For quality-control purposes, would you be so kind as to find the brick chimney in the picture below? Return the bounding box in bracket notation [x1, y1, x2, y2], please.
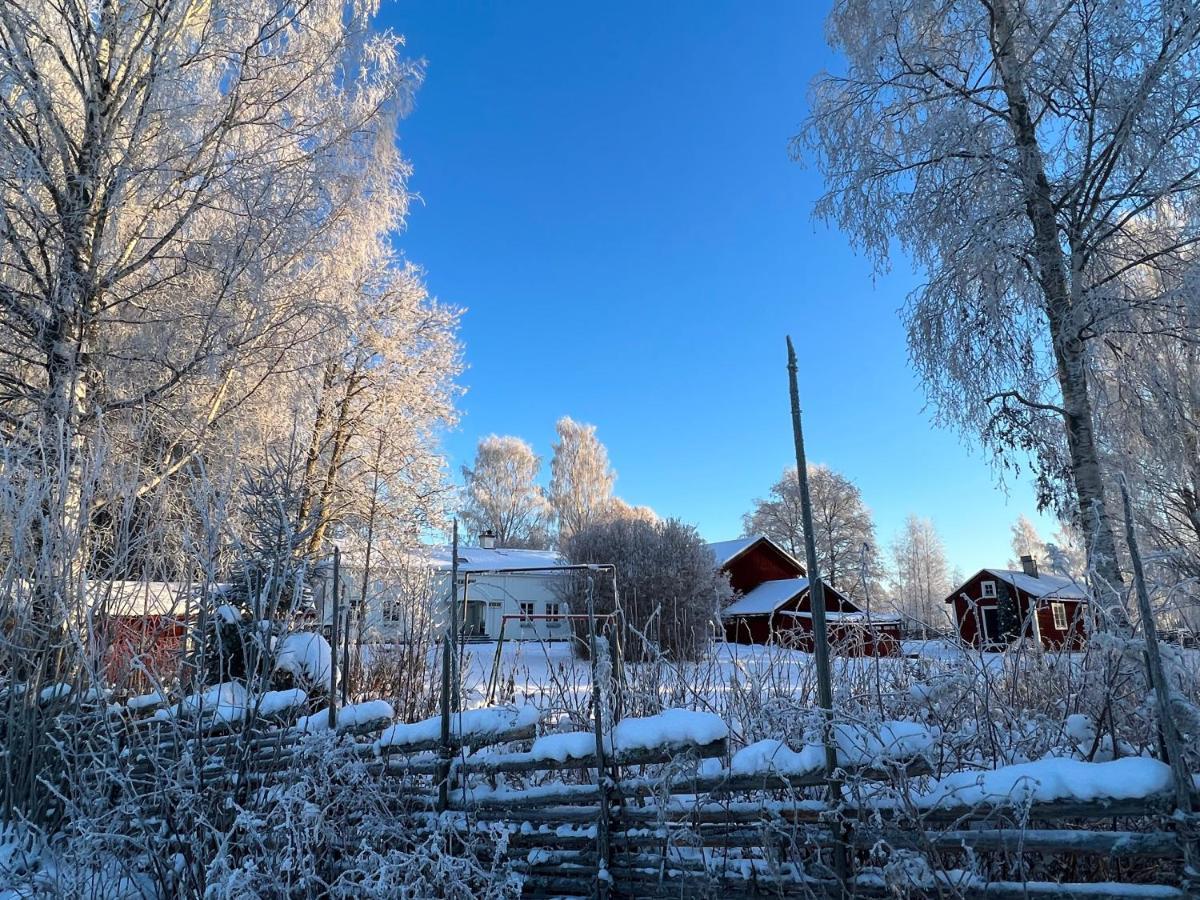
[1020, 554, 1039, 578]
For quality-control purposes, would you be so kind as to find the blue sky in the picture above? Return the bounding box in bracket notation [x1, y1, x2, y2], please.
[383, 1, 1059, 574]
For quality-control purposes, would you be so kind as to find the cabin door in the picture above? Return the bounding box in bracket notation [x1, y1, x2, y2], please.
[981, 607, 1001, 648]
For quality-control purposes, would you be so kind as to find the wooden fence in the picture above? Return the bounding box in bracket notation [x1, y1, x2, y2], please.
[98, 687, 1193, 900]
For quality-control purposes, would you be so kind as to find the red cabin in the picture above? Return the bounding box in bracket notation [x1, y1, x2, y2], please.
[944, 556, 1088, 651]
[711, 536, 901, 657]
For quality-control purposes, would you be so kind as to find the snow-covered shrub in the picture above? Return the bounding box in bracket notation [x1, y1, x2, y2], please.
[560, 516, 731, 662]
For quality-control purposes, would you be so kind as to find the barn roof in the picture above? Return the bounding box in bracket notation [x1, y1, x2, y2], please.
[778, 609, 902, 624]
[707, 535, 806, 573]
[722, 577, 810, 617]
[707, 536, 762, 568]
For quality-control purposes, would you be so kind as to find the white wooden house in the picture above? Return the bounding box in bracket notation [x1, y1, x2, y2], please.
[320, 540, 575, 643]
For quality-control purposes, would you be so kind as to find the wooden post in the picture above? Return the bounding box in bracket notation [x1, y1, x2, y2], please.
[786, 336, 846, 886]
[341, 604, 351, 705]
[438, 522, 458, 812]
[586, 575, 612, 900]
[1120, 481, 1198, 876]
[450, 526, 460, 713]
[328, 546, 340, 731]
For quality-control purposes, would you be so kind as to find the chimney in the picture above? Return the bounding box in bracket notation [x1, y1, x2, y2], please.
[1020, 554, 1039, 578]
[479, 529, 497, 550]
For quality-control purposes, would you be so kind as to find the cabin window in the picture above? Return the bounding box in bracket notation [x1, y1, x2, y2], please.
[546, 602, 561, 625]
[382, 600, 404, 624]
[981, 581, 997, 599]
[1051, 602, 1067, 631]
[519, 602, 535, 625]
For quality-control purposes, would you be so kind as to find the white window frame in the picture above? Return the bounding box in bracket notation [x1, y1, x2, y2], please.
[981, 580, 997, 599]
[546, 602, 561, 626]
[1051, 601, 1067, 631]
[519, 602, 535, 625]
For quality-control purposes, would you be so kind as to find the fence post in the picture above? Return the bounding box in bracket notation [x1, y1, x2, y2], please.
[328, 546, 340, 731]
[587, 575, 612, 899]
[1120, 480, 1198, 879]
[786, 336, 848, 889]
[438, 521, 459, 812]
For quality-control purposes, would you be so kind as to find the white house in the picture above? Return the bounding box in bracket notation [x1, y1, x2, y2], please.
[320, 537, 576, 643]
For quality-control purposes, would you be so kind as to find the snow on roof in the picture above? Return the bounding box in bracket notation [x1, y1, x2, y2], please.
[415, 546, 566, 573]
[707, 536, 762, 568]
[86, 581, 206, 617]
[985, 569, 1089, 600]
[778, 610, 902, 624]
[722, 577, 810, 617]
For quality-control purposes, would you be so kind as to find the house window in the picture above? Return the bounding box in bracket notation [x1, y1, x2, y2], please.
[382, 599, 404, 624]
[519, 602, 535, 625]
[1051, 602, 1068, 631]
[981, 581, 997, 599]
[546, 602, 561, 626]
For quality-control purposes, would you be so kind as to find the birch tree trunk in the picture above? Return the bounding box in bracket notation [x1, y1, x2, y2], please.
[988, 0, 1125, 610]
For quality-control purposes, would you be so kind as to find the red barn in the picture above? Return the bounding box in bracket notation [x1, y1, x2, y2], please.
[944, 556, 1088, 651]
[711, 536, 901, 657]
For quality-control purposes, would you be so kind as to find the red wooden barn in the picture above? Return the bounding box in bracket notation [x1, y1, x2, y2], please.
[711, 536, 901, 657]
[944, 556, 1088, 651]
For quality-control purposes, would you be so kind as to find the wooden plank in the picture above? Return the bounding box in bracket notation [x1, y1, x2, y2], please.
[859, 827, 1182, 859]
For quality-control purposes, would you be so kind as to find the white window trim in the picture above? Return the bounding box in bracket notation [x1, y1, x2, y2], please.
[1051, 601, 1067, 631]
[981, 580, 997, 599]
[519, 602, 535, 626]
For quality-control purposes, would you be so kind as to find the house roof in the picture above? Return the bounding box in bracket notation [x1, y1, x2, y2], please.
[985, 569, 1089, 600]
[416, 546, 565, 574]
[707, 536, 762, 568]
[722, 577, 810, 617]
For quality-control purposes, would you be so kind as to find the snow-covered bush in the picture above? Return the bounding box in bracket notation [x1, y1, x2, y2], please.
[560, 516, 731, 661]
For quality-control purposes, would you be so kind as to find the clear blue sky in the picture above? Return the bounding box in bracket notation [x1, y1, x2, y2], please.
[382, 0, 1058, 575]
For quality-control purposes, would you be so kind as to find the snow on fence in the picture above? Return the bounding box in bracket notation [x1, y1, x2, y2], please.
[93, 689, 1195, 899]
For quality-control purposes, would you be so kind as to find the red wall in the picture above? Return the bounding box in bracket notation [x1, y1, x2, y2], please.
[723, 540, 805, 595]
[103, 616, 187, 690]
[723, 612, 900, 657]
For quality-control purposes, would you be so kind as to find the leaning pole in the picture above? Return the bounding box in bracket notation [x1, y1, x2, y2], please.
[785, 336, 846, 883]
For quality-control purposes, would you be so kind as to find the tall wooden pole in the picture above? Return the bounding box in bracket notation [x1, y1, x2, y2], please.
[328, 546, 340, 730]
[438, 522, 458, 811]
[786, 338, 836, 753]
[1120, 480, 1197, 876]
[787, 336, 846, 886]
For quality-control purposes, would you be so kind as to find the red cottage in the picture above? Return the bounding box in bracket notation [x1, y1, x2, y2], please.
[711, 536, 901, 657]
[944, 556, 1088, 651]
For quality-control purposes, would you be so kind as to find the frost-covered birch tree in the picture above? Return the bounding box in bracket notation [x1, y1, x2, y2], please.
[803, 0, 1200, 618]
[1008, 515, 1048, 570]
[888, 515, 952, 633]
[460, 436, 551, 548]
[0, 0, 430, 593]
[548, 416, 616, 544]
[742, 464, 881, 599]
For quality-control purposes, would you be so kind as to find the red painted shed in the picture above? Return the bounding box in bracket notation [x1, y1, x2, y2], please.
[87, 581, 198, 690]
[711, 536, 901, 657]
[944, 557, 1088, 651]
